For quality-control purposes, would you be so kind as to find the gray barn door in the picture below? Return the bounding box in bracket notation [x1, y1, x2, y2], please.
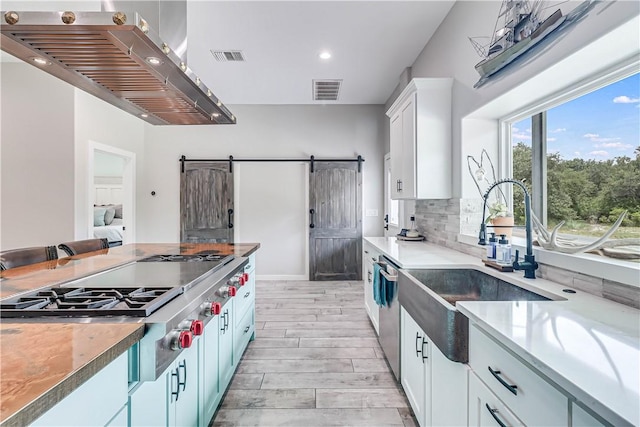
[309, 162, 362, 281]
[180, 161, 234, 243]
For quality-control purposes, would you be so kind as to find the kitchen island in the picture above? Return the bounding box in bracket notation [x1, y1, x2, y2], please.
[0, 243, 260, 427]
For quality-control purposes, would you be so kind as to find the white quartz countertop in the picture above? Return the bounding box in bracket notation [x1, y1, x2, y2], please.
[364, 237, 477, 268]
[364, 237, 640, 426]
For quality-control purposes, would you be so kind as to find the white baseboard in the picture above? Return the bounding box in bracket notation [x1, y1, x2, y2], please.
[256, 275, 309, 281]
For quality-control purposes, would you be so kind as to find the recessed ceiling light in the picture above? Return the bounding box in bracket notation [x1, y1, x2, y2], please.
[31, 57, 51, 66]
[319, 51, 332, 60]
[140, 113, 149, 118]
[146, 57, 162, 66]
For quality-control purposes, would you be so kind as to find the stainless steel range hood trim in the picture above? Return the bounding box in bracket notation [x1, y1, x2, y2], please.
[1, 11, 235, 125]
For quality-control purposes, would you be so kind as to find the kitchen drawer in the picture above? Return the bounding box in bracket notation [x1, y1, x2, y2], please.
[469, 371, 525, 427]
[469, 325, 568, 426]
[234, 274, 255, 327]
[234, 303, 255, 360]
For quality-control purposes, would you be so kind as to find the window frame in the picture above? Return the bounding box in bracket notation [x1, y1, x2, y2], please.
[500, 62, 639, 230]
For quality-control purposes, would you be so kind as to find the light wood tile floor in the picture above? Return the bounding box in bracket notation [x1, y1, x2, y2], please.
[212, 280, 418, 427]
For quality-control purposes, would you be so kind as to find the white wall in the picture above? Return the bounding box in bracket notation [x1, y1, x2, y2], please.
[74, 90, 145, 240]
[236, 162, 308, 279]
[140, 104, 385, 278]
[0, 63, 75, 250]
[94, 152, 125, 177]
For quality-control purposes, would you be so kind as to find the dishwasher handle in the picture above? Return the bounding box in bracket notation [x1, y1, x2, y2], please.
[374, 260, 398, 282]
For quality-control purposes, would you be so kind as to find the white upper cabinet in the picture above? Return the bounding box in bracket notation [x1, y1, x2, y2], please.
[386, 78, 453, 200]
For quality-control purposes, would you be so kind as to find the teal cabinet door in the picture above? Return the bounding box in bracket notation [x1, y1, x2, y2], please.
[31, 352, 128, 427]
[201, 316, 221, 425]
[129, 368, 168, 426]
[106, 404, 128, 427]
[170, 341, 200, 427]
[219, 302, 234, 389]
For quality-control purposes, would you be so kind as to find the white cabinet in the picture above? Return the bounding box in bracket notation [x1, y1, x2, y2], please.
[386, 78, 452, 200]
[363, 241, 380, 334]
[572, 404, 606, 427]
[400, 307, 469, 427]
[430, 333, 469, 427]
[32, 352, 128, 427]
[469, 324, 568, 426]
[401, 307, 430, 427]
[469, 371, 525, 427]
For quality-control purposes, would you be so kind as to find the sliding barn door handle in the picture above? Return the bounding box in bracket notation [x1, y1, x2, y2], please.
[228, 209, 234, 229]
[309, 208, 315, 228]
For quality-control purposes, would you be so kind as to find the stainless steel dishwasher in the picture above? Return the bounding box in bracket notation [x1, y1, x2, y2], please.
[376, 255, 400, 381]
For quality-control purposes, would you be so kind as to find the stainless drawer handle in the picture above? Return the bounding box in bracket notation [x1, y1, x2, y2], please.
[488, 366, 518, 395]
[244, 326, 250, 334]
[244, 292, 250, 298]
[485, 404, 508, 427]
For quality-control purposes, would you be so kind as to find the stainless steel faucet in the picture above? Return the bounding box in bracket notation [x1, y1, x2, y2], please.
[478, 179, 538, 279]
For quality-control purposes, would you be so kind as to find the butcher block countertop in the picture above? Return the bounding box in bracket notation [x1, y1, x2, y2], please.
[0, 243, 260, 427]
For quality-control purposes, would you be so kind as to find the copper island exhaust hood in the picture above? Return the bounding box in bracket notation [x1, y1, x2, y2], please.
[0, 6, 235, 126]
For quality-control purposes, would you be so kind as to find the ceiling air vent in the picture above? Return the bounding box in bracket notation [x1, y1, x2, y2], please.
[211, 50, 246, 62]
[313, 79, 342, 101]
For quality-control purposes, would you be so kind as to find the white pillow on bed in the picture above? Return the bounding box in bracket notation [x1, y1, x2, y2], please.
[104, 207, 116, 225]
[94, 207, 107, 226]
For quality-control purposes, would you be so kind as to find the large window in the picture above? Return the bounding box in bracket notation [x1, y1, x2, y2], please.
[510, 72, 639, 239]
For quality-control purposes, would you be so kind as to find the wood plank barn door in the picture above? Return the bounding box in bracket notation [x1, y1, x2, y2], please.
[309, 162, 362, 281]
[180, 161, 234, 243]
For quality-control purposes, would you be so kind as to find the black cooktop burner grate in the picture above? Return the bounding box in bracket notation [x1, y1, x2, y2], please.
[138, 254, 227, 263]
[0, 286, 183, 317]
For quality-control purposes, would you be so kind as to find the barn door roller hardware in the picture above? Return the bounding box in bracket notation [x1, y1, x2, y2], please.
[179, 155, 365, 173]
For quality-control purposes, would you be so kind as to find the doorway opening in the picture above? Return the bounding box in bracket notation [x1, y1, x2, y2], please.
[88, 142, 136, 245]
[384, 153, 402, 237]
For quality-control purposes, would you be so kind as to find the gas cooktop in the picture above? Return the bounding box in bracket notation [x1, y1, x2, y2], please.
[0, 286, 182, 317]
[0, 254, 235, 318]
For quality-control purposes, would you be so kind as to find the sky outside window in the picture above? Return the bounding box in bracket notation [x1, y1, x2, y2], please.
[512, 73, 639, 160]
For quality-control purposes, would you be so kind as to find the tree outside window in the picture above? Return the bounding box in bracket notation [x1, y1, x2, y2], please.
[511, 73, 640, 240]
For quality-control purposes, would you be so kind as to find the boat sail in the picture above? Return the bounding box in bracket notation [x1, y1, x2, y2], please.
[469, 0, 567, 82]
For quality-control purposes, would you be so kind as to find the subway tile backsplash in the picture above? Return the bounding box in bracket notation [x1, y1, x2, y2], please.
[414, 198, 639, 309]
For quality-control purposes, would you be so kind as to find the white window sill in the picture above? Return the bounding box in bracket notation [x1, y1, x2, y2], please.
[457, 234, 640, 288]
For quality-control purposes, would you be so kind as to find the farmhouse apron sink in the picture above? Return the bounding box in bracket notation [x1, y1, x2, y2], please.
[398, 268, 562, 363]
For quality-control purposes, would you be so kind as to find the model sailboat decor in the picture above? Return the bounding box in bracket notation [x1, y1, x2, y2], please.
[469, 0, 599, 88]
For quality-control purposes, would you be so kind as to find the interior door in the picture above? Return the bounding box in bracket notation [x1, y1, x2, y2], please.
[309, 161, 362, 281]
[384, 154, 402, 237]
[180, 161, 234, 243]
